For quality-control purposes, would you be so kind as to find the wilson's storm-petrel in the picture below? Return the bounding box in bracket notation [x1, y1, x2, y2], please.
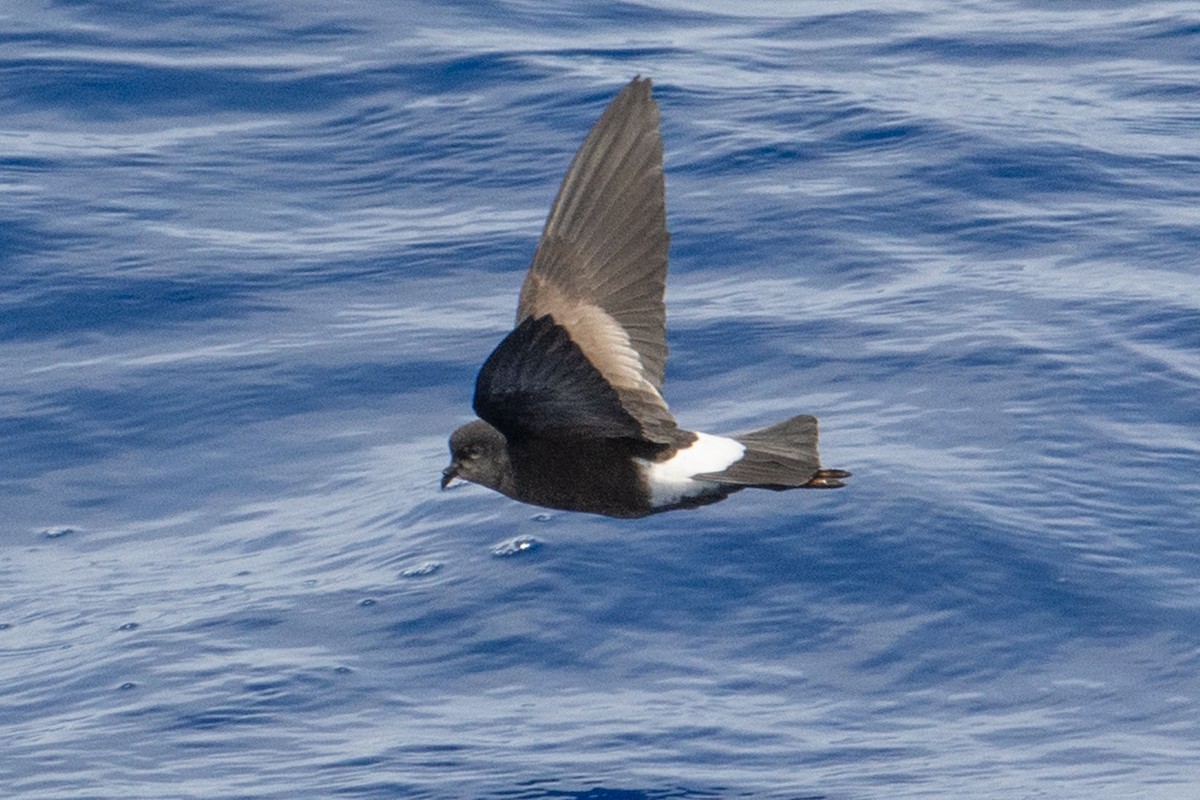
[442, 77, 850, 518]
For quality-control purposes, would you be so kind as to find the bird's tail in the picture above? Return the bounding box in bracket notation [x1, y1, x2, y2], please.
[695, 415, 851, 489]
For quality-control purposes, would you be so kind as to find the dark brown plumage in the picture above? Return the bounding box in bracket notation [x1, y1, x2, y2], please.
[442, 77, 849, 518]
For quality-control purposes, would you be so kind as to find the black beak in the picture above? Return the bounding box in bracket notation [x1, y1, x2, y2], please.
[440, 463, 459, 490]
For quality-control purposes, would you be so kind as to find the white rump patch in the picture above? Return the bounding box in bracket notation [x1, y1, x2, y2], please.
[637, 433, 745, 508]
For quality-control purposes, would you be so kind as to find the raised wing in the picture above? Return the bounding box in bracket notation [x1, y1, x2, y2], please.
[515, 77, 677, 443]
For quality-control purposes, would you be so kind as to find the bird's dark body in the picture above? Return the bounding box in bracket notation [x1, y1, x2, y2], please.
[506, 436, 662, 518]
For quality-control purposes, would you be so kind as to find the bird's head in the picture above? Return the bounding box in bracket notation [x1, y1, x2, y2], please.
[441, 419, 511, 492]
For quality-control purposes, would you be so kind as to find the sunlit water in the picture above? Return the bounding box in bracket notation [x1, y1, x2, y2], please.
[3, 2, 1199, 798]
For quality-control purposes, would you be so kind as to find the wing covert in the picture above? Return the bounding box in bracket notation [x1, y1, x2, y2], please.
[474, 315, 645, 442]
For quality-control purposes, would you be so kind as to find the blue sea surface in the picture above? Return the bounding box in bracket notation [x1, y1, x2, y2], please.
[3, 2, 1199, 798]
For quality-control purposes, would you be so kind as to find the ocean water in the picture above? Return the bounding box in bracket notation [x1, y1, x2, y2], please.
[3, 1, 1199, 798]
